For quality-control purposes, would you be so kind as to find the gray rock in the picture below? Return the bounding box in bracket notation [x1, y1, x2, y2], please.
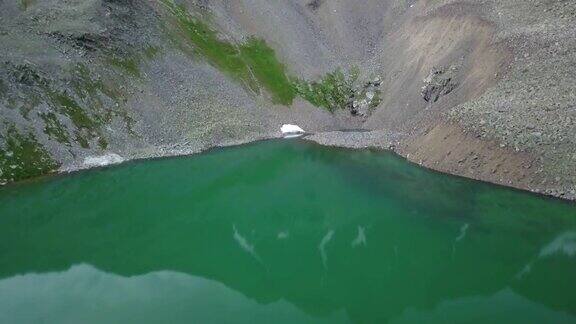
[421, 66, 459, 103]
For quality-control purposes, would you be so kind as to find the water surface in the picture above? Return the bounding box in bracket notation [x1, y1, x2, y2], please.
[1, 140, 575, 323]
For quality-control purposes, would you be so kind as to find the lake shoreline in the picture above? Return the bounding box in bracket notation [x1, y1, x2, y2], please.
[2, 129, 574, 203]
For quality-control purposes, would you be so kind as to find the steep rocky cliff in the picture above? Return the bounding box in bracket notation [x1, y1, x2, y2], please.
[0, 0, 574, 199]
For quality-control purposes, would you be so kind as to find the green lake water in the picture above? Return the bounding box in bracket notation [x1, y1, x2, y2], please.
[1, 139, 576, 323]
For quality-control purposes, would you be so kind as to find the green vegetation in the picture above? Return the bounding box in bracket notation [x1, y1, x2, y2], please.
[2, 63, 117, 149]
[51, 92, 96, 130]
[240, 38, 296, 105]
[0, 126, 58, 183]
[71, 63, 134, 133]
[9, 62, 139, 150]
[143, 46, 161, 60]
[47, 88, 109, 149]
[38, 112, 69, 145]
[162, 0, 370, 111]
[292, 68, 358, 112]
[97, 137, 108, 150]
[72, 64, 106, 99]
[162, 0, 295, 105]
[20, 0, 34, 10]
[109, 57, 141, 78]
[74, 131, 90, 149]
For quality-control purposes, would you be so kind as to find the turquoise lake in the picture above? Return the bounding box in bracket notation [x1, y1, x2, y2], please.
[0, 139, 575, 323]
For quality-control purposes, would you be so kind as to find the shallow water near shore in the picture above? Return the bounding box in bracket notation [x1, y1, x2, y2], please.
[0, 139, 575, 323]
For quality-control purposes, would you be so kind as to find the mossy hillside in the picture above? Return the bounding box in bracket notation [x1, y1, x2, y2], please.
[0, 39, 158, 183]
[161, 0, 365, 111]
[143, 46, 161, 60]
[240, 38, 297, 105]
[161, 0, 295, 105]
[292, 69, 358, 112]
[38, 112, 69, 145]
[0, 126, 59, 183]
[20, 0, 34, 11]
[107, 46, 162, 81]
[109, 57, 142, 78]
[47, 90, 103, 149]
[1, 61, 139, 150]
[71, 63, 135, 134]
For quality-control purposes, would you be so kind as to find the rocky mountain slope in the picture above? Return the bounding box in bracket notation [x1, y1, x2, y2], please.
[0, 0, 574, 199]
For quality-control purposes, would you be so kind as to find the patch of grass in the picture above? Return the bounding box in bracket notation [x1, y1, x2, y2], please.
[20, 0, 34, 10]
[144, 46, 161, 59]
[240, 38, 295, 105]
[162, 0, 295, 104]
[109, 56, 141, 78]
[0, 126, 59, 183]
[38, 112, 70, 144]
[3, 61, 125, 151]
[161, 0, 374, 110]
[75, 131, 90, 149]
[369, 90, 382, 109]
[46, 90, 108, 149]
[73, 64, 135, 135]
[292, 68, 357, 112]
[50, 91, 99, 131]
[72, 64, 102, 99]
[163, 0, 258, 91]
[97, 137, 108, 150]
[69, 63, 134, 142]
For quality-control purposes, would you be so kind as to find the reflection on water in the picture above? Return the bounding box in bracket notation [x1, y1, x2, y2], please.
[319, 230, 335, 269]
[352, 226, 367, 248]
[391, 289, 574, 324]
[517, 231, 576, 280]
[233, 224, 263, 265]
[0, 264, 344, 324]
[539, 232, 576, 258]
[277, 231, 290, 240]
[0, 140, 575, 323]
[455, 223, 469, 243]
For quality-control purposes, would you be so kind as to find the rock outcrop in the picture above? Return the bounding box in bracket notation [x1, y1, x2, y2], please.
[421, 66, 458, 103]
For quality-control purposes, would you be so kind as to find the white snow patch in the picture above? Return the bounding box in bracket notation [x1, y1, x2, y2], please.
[83, 153, 124, 168]
[281, 124, 305, 138]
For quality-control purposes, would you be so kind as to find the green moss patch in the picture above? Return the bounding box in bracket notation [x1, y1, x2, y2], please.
[292, 68, 358, 112]
[50, 91, 99, 131]
[144, 46, 161, 59]
[161, 1, 368, 111]
[109, 56, 141, 78]
[38, 112, 70, 145]
[240, 38, 296, 105]
[162, 0, 295, 105]
[20, 0, 34, 10]
[0, 126, 58, 183]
